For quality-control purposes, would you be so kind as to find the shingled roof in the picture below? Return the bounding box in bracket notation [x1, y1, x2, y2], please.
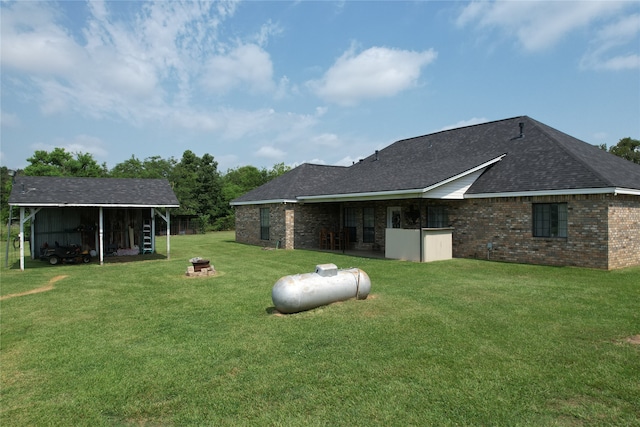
[8, 176, 180, 208]
[232, 116, 640, 205]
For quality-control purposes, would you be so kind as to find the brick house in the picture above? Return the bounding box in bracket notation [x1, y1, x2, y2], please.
[231, 116, 640, 269]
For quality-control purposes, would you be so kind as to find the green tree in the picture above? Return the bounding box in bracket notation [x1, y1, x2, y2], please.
[110, 155, 176, 179]
[215, 163, 292, 231]
[170, 150, 222, 231]
[1, 166, 19, 224]
[266, 162, 291, 180]
[606, 137, 640, 164]
[23, 148, 108, 177]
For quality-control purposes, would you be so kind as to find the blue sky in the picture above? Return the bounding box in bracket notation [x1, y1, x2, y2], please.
[1, 0, 639, 172]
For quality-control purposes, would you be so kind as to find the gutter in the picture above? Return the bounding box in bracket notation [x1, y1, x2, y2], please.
[230, 199, 298, 206]
[465, 187, 640, 199]
[8, 203, 181, 208]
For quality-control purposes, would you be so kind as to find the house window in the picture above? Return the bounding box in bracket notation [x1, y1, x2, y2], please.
[387, 206, 402, 228]
[363, 207, 375, 243]
[533, 203, 567, 238]
[427, 206, 448, 228]
[344, 207, 357, 243]
[260, 208, 270, 240]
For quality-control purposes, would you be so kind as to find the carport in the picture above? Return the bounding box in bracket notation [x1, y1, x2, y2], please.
[7, 176, 180, 270]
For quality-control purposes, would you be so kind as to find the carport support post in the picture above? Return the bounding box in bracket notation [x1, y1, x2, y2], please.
[19, 207, 25, 271]
[153, 208, 171, 260]
[166, 208, 171, 260]
[99, 207, 104, 266]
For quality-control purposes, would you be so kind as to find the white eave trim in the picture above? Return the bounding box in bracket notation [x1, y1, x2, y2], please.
[230, 199, 298, 206]
[297, 154, 506, 203]
[465, 187, 640, 198]
[9, 203, 180, 208]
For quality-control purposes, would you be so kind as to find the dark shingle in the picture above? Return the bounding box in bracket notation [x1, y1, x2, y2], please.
[8, 176, 180, 207]
[232, 116, 640, 203]
[232, 164, 348, 203]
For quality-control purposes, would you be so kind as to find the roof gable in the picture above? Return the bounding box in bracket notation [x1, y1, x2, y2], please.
[8, 176, 180, 207]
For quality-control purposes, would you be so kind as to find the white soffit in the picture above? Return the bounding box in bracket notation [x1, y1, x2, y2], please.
[422, 169, 484, 199]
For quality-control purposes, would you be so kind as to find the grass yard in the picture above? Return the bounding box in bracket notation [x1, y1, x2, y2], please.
[1, 231, 639, 426]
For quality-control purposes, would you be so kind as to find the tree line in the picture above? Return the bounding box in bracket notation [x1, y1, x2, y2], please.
[0, 148, 291, 231]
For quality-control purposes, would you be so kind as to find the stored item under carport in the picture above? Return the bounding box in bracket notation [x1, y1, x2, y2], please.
[40, 244, 91, 265]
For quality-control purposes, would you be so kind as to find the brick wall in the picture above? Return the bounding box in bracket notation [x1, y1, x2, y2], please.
[234, 203, 292, 248]
[235, 194, 640, 269]
[608, 196, 640, 269]
[448, 194, 634, 269]
[293, 203, 340, 249]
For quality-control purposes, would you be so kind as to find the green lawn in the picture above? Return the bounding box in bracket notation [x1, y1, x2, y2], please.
[1, 232, 639, 426]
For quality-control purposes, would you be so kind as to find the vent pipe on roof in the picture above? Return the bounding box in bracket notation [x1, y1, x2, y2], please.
[511, 122, 525, 140]
[375, 150, 379, 161]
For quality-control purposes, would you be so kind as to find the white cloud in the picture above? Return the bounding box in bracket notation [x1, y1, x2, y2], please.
[457, 0, 628, 52]
[256, 146, 286, 160]
[437, 117, 488, 132]
[334, 156, 359, 167]
[0, 0, 244, 122]
[580, 13, 640, 70]
[0, 111, 21, 128]
[202, 43, 275, 93]
[31, 134, 109, 160]
[253, 19, 283, 47]
[311, 133, 341, 148]
[308, 45, 437, 106]
[592, 132, 609, 142]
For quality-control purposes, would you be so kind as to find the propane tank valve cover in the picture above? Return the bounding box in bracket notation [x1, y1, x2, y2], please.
[315, 263, 338, 277]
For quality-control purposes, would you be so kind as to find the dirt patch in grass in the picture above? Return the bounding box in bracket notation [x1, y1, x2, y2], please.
[625, 334, 640, 345]
[0, 275, 67, 301]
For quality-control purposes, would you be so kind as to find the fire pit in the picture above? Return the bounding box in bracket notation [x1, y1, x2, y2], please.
[190, 257, 210, 272]
[187, 257, 216, 277]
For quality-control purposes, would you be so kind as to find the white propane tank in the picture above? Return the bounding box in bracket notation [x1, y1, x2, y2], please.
[272, 264, 371, 314]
